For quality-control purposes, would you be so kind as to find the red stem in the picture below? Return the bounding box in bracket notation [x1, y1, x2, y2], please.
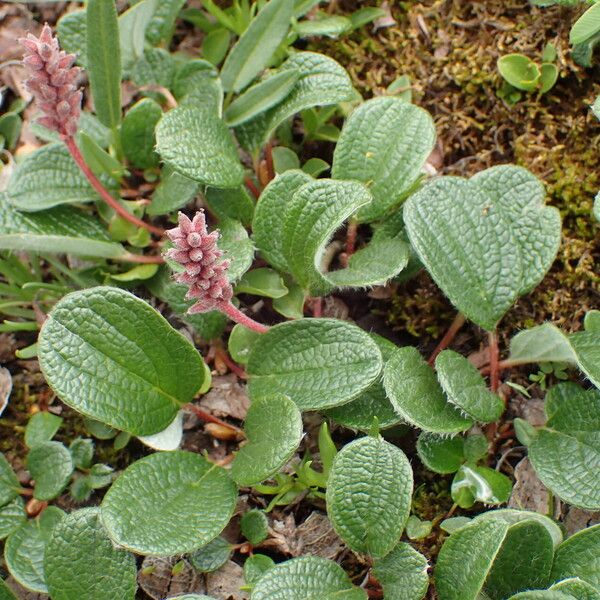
[119, 253, 164, 264]
[489, 330, 500, 393]
[427, 312, 466, 366]
[214, 345, 248, 380]
[264, 141, 275, 182]
[63, 136, 165, 236]
[345, 219, 358, 260]
[479, 359, 517, 376]
[185, 403, 243, 435]
[218, 301, 269, 333]
[244, 176, 261, 200]
[311, 297, 323, 318]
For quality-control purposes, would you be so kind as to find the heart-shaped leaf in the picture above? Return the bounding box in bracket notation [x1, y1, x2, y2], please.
[404, 166, 561, 331]
[156, 104, 244, 187]
[5, 143, 118, 211]
[434, 518, 509, 600]
[27, 441, 73, 501]
[383, 346, 473, 434]
[38, 287, 206, 436]
[247, 319, 382, 411]
[253, 170, 313, 273]
[250, 556, 367, 600]
[45, 508, 137, 600]
[526, 383, 600, 509]
[332, 97, 436, 223]
[231, 395, 303, 486]
[281, 179, 408, 295]
[417, 432, 464, 474]
[25, 412, 63, 448]
[220, 0, 292, 93]
[0, 197, 125, 259]
[244, 553, 275, 586]
[0, 497, 26, 541]
[435, 350, 504, 423]
[100, 451, 237, 555]
[0, 454, 20, 507]
[483, 520, 554, 600]
[550, 523, 600, 589]
[4, 507, 65, 593]
[325, 335, 403, 432]
[326, 436, 412, 558]
[235, 52, 356, 152]
[372, 542, 429, 600]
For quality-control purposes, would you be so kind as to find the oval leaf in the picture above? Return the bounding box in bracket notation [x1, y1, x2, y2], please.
[100, 451, 237, 555]
[326, 436, 413, 558]
[372, 542, 429, 600]
[27, 441, 73, 501]
[247, 319, 382, 411]
[45, 508, 137, 600]
[38, 287, 205, 436]
[550, 524, 600, 589]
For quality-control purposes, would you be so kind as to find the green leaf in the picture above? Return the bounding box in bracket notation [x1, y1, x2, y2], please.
[463, 434, 489, 463]
[146, 0, 186, 44]
[205, 185, 255, 227]
[69, 438, 94, 469]
[225, 70, 300, 127]
[45, 508, 137, 600]
[4, 507, 65, 593]
[272, 147, 301, 173]
[38, 287, 206, 436]
[24, 411, 63, 448]
[87, 0, 121, 130]
[148, 166, 200, 216]
[57, 10, 87, 67]
[332, 97, 436, 223]
[121, 98, 162, 169]
[0, 580, 17, 600]
[137, 410, 183, 451]
[173, 59, 219, 100]
[220, 0, 293, 93]
[231, 395, 302, 486]
[509, 323, 577, 365]
[434, 518, 509, 600]
[550, 523, 600, 588]
[156, 104, 244, 187]
[0, 453, 20, 507]
[497, 54, 541, 92]
[111, 264, 159, 282]
[240, 509, 269, 545]
[569, 330, 600, 390]
[79, 132, 127, 180]
[228, 324, 261, 365]
[27, 441, 73, 501]
[235, 267, 287, 298]
[131, 48, 176, 88]
[202, 29, 231, 67]
[584, 310, 600, 332]
[372, 542, 429, 600]
[218, 218, 254, 282]
[6, 143, 117, 211]
[507, 593, 576, 600]
[251, 555, 367, 600]
[571, 1, 600, 44]
[383, 346, 473, 434]
[295, 16, 351, 38]
[244, 553, 275, 586]
[550, 578, 600, 600]
[0, 113, 22, 151]
[451, 464, 512, 508]
[404, 165, 561, 331]
[435, 350, 504, 423]
[189, 536, 232, 573]
[325, 335, 402, 432]
[539, 63, 559, 93]
[119, 0, 158, 71]
[484, 520, 554, 600]
[416, 432, 464, 474]
[101, 451, 237, 555]
[527, 383, 600, 509]
[247, 318, 382, 411]
[405, 515, 433, 540]
[349, 7, 388, 30]
[272, 281, 306, 319]
[0, 497, 26, 541]
[235, 52, 356, 151]
[252, 170, 313, 272]
[326, 436, 412, 557]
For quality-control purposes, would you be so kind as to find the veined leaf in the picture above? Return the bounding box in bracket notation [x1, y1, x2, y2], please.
[509, 323, 577, 365]
[87, 0, 121, 130]
[189, 536, 231, 573]
[235, 52, 356, 152]
[220, 0, 293, 93]
[6, 143, 118, 211]
[147, 166, 200, 216]
[569, 330, 600, 390]
[146, 0, 186, 44]
[45, 508, 137, 600]
[247, 318, 382, 411]
[27, 441, 73, 501]
[332, 97, 436, 223]
[550, 579, 600, 600]
[550, 523, 600, 588]
[435, 350, 504, 423]
[383, 346, 473, 434]
[100, 451, 237, 555]
[224, 70, 300, 127]
[417, 432, 464, 474]
[119, 0, 158, 71]
[231, 395, 303, 486]
[570, 1, 600, 44]
[372, 542, 429, 600]
[38, 287, 206, 436]
[0, 453, 19, 507]
[156, 104, 244, 187]
[121, 98, 162, 169]
[57, 10, 87, 67]
[0, 497, 26, 541]
[251, 556, 367, 600]
[326, 436, 413, 557]
[404, 166, 561, 331]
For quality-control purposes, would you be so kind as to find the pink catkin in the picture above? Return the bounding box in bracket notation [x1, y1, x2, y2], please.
[19, 23, 81, 138]
[165, 211, 233, 314]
